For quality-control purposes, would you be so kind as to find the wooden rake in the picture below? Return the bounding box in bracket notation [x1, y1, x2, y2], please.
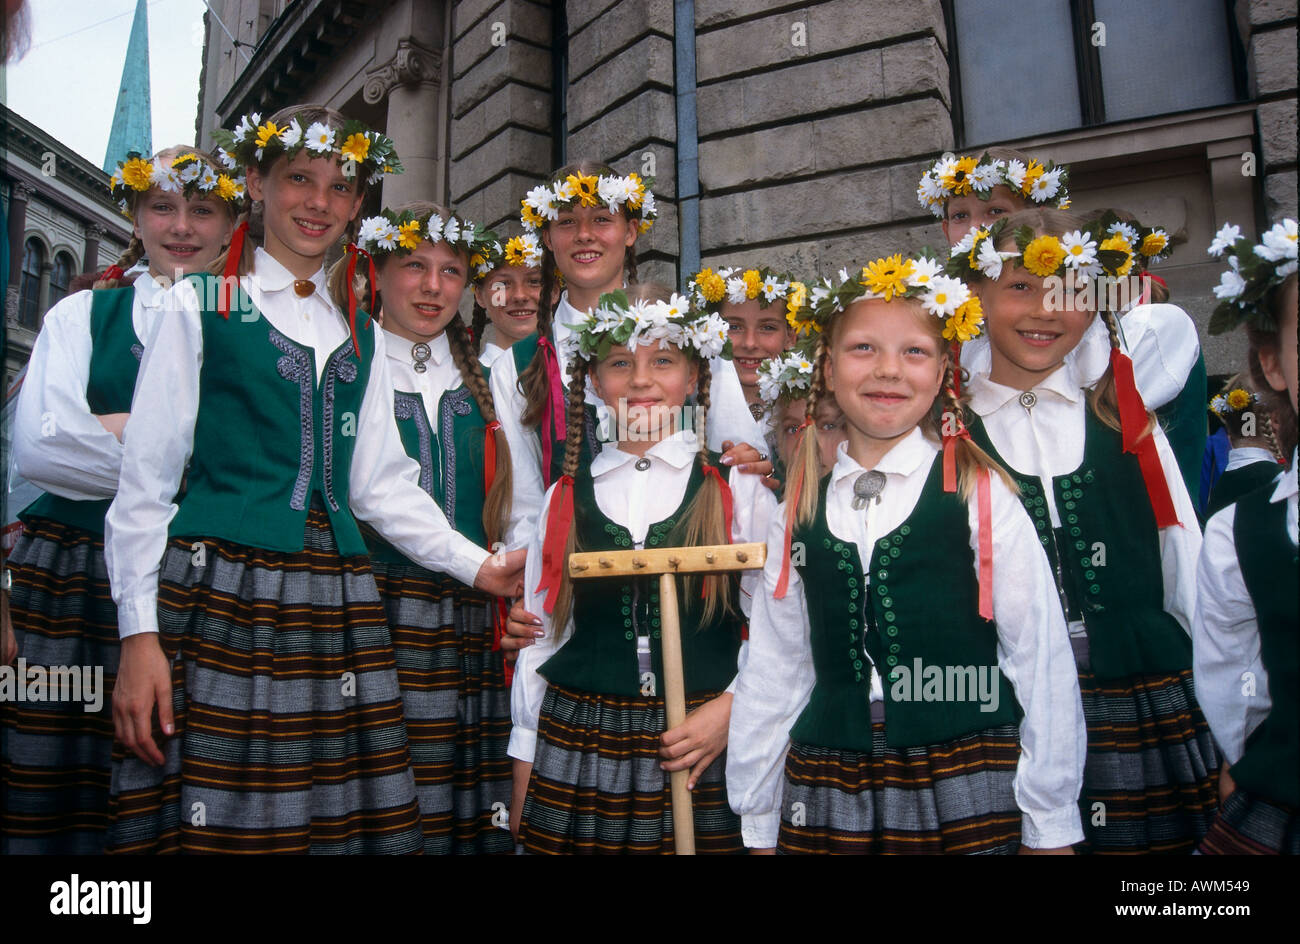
[568, 542, 766, 855]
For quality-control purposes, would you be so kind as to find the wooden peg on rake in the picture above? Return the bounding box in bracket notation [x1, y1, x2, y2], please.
[568, 542, 767, 855]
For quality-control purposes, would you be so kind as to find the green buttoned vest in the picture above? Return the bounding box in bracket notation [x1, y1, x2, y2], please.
[790, 455, 1020, 752]
[21, 287, 142, 535]
[366, 377, 492, 566]
[511, 332, 600, 484]
[1227, 480, 1298, 806]
[166, 273, 375, 556]
[967, 409, 1191, 680]
[537, 456, 744, 697]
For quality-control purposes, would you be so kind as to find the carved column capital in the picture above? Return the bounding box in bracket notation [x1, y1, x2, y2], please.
[11, 180, 36, 203]
[363, 38, 441, 105]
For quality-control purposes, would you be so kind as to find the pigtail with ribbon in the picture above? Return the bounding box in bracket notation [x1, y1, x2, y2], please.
[942, 343, 994, 621]
[1110, 348, 1180, 527]
[774, 417, 814, 600]
[216, 220, 249, 319]
[534, 474, 575, 614]
[535, 336, 567, 486]
[343, 242, 377, 359]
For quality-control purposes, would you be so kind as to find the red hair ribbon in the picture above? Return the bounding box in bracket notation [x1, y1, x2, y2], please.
[942, 426, 994, 621]
[536, 336, 567, 486]
[1137, 273, 1167, 305]
[774, 417, 814, 600]
[534, 473, 575, 614]
[101, 265, 125, 283]
[700, 463, 735, 601]
[1110, 348, 1180, 528]
[344, 243, 377, 359]
[484, 420, 501, 495]
[217, 220, 249, 318]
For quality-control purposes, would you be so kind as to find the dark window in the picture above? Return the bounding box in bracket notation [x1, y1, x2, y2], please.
[19, 238, 43, 329]
[949, 0, 1242, 147]
[49, 252, 74, 309]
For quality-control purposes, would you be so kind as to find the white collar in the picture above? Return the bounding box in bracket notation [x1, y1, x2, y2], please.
[381, 324, 451, 368]
[968, 357, 1086, 417]
[132, 272, 169, 309]
[251, 247, 329, 302]
[555, 291, 585, 330]
[1271, 450, 1298, 505]
[829, 425, 936, 487]
[590, 429, 699, 478]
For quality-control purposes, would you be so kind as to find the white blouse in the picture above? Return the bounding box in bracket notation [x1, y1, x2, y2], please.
[960, 302, 1201, 412]
[1225, 446, 1278, 472]
[479, 338, 509, 369]
[726, 428, 1087, 850]
[507, 429, 772, 765]
[965, 358, 1203, 638]
[13, 274, 169, 502]
[105, 248, 491, 638]
[1194, 454, 1297, 765]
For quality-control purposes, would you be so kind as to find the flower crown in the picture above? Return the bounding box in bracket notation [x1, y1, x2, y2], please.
[1207, 219, 1298, 335]
[211, 112, 403, 184]
[1209, 386, 1261, 419]
[801, 253, 985, 343]
[917, 152, 1070, 218]
[472, 231, 544, 283]
[108, 151, 247, 217]
[520, 171, 658, 233]
[565, 290, 732, 363]
[757, 348, 817, 406]
[356, 208, 496, 269]
[948, 212, 1172, 284]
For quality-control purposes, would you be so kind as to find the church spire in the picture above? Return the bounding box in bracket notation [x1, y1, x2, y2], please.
[102, 0, 152, 171]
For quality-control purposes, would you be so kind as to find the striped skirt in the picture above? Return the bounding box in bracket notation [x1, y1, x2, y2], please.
[370, 560, 512, 854]
[778, 722, 1023, 854]
[2, 518, 119, 854]
[107, 504, 424, 854]
[1198, 789, 1300, 855]
[1076, 668, 1220, 854]
[520, 684, 743, 854]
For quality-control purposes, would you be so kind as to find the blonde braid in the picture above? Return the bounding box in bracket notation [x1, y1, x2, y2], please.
[519, 244, 559, 428]
[791, 334, 829, 528]
[548, 356, 590, 629]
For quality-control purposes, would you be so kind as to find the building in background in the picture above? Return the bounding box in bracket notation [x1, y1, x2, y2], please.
[195, 0, 1298, 374]
[2, 104, 131, 390]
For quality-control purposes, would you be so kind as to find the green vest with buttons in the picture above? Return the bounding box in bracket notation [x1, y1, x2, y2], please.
[1226, 481, 1298, 806]
[537, 456, 744, 698]
[511, 332, 600, 483]
[790, 455, 1021, 751]
[167, 273, 375, 556]
[967, 410, 1191, 680]
[365, 378, 492, 566]
[21, 287, 142, 535]
[1206, 459, 1280, 520]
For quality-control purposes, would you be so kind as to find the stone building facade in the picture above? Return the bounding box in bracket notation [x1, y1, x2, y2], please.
[196, 0, 1297, 373]
[2, 105, 131, 390]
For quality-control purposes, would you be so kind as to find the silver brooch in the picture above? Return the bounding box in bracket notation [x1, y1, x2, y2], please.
[851, 470, 886, 510]
[411, 342, 431, 373]
[1019, 391, 1037, 410]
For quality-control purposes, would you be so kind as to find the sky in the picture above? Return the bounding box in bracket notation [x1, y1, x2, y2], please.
[4, 0, 209, 169]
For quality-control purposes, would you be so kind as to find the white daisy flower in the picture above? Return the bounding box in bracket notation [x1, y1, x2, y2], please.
[217, 148, 238, 170]
[552, 179, 576, 203]
[725, 276, 749, 306]
[761, 275, 784, 303]
[1060, 230, 1098, 270]
[917, 175, 946, 215]
[1255, 219, 1298, 262]
[639, 190, 657, 218]
[950, 226, 981, 256]
[197, 166, 220, 191]
[279, 119, 303, 150]
[757, 365, 782, 405]
[424, 214, 444, 244]
[837, 267, 851, 284]
[1213, 268, 1247, 300]
[304, 122, 335, 154]
[663, 293, 691, 320]
[921, 275, 969, 318]
[597, 175, 637, 212]
[968, 161, 1003, 192]
[357, 216, 389, 249]
[151, 160, 181, 192]
[691, 313, 730, 359]
[1106, 221, 1139, 244]
[1029, 168, 1063, 202]
[230, 178, 247, 198]
[932, 156, 958, 183]
[1003, 159, 1027, 191]
[809, 283, 830, 308]
[375, 221, 400, 252]
[1207, 222, 1242, 257]
[234, 113, 259, 139]
[906, 256, 944, 287]
[975, 240, 1013, 281]
[177, 160, 202, 184]
[442, 217, 461, 244]
[1210, 395, 1229, 415]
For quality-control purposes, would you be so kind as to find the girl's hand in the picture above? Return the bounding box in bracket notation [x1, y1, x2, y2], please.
[719, 440, 778, 491]
[95, 412, 131, 442]
[114, 634, 175, 766]
[1218, 766, 1236, 806]
[501, 599, 543, 651]
[473, 548, 526, 599]
[510, 759, 532, 841]
[659, 691, 733, 789]
[2, 590, 17, 666]
[1018, 844, 1076, 855]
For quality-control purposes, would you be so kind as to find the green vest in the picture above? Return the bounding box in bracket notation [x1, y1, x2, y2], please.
[1227, 481, 1298, 806]
[366, 377, 491, 566]
[537, 456, 744, 697]
[790, 456, 1020, 751]
[968, 410, 1191, 680]
[1206, 459, 1280, 520]
[1156, 350, 1208, 510]
[167, 273, 375, 556]
[21, 288, 141, 535]
[511, 332, 601, 484]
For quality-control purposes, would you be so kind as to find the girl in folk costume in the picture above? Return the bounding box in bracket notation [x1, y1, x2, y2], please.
[346, 202, 515, 853]
[103, 106, 523, 854]
[728, 255, 1086, 854]
[756, 333, 847, 484]
[1203, 371, 1287, 519]
[2, 147, 241, 853]
[509, 288, 770, 854]
[1195, 219, 1298, 854]
[469, 229, 543, 369]
[953, 208, 1219, 853]
[684, 265, 804, 454]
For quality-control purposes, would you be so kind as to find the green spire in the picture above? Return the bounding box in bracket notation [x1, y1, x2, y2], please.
[103, 0, 152, 172]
